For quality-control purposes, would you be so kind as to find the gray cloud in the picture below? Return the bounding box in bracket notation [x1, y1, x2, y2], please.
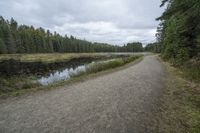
[0, 0, 163, 45]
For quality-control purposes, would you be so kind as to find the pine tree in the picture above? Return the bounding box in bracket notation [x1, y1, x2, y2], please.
[157, 0, 200, 64]
[0, 38, 7, 54]
[2, 25, 16, 53]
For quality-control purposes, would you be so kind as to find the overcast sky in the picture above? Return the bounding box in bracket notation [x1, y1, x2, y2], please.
[0, 0, 164, 45]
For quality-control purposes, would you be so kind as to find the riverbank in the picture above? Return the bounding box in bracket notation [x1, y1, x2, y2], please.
[158, 57, 200, 133]
[0, 54, 142, 98]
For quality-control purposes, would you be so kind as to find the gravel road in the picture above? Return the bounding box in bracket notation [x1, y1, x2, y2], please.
[0, 55, 166, 133]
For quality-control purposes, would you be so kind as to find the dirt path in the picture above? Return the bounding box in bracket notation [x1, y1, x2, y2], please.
[0, 55, 166, 133]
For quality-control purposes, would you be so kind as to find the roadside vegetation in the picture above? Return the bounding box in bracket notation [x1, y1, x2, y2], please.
[145, 0, 200, 82]
[159, 59, 200, 133]
[81, 56, 141, 75]
[0, 55, 141, 97]
[156, 0, 200, 82]
[157, 0, 200, 64]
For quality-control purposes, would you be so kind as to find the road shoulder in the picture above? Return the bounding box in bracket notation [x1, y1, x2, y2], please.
[158, 57, 200, 133]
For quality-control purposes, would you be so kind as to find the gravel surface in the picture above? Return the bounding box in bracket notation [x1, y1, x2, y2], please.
[0, 55, 166, 133]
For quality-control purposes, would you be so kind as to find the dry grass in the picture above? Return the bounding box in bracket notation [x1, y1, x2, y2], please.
[158, 58, 200, 133]
[0, 53, 108, 63]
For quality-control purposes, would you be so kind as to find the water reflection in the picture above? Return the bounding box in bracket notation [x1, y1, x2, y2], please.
[38, 65, 87, 85]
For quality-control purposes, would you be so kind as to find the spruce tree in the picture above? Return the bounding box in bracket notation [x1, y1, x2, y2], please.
[0, 38, 7, 54]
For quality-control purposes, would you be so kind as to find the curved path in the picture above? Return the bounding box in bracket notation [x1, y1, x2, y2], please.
[0, 55, 166, 133]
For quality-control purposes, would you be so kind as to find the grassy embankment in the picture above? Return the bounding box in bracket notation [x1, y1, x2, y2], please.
[82, 56, 140, 75]
[159, 57, 200, 133]
[0, 54, 142, 97]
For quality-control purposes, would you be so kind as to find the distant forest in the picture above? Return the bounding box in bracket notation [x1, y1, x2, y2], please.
[0, 16, 143, 54]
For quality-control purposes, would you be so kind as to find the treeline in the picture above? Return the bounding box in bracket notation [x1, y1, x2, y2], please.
[0, 16, 144, 54]
[123, 42, 143, 52]
[145, 43, 161, 53]
[156, 0, 200, 65]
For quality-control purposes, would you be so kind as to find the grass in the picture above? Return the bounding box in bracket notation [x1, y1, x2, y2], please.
[0, 55, 142, 98]
[0, 76, 40, 95]
[83, 56, 140, 74]
[0, 53, 113, 63]
[158, 57, 200, 133]
[163, 56, 200, 83]
[181, 61, 200, 83]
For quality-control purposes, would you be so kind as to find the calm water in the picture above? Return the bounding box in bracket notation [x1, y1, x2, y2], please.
[37, 59, 118, 85]
[38, 65, 87, 85]
[0, 57, 95, 76]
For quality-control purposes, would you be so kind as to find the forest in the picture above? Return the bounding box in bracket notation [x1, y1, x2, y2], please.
[0, 16, 143, 54]
[142, 0, 200, 81]
[156, 0, 200, 65]
[144, 42, 161, 53]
